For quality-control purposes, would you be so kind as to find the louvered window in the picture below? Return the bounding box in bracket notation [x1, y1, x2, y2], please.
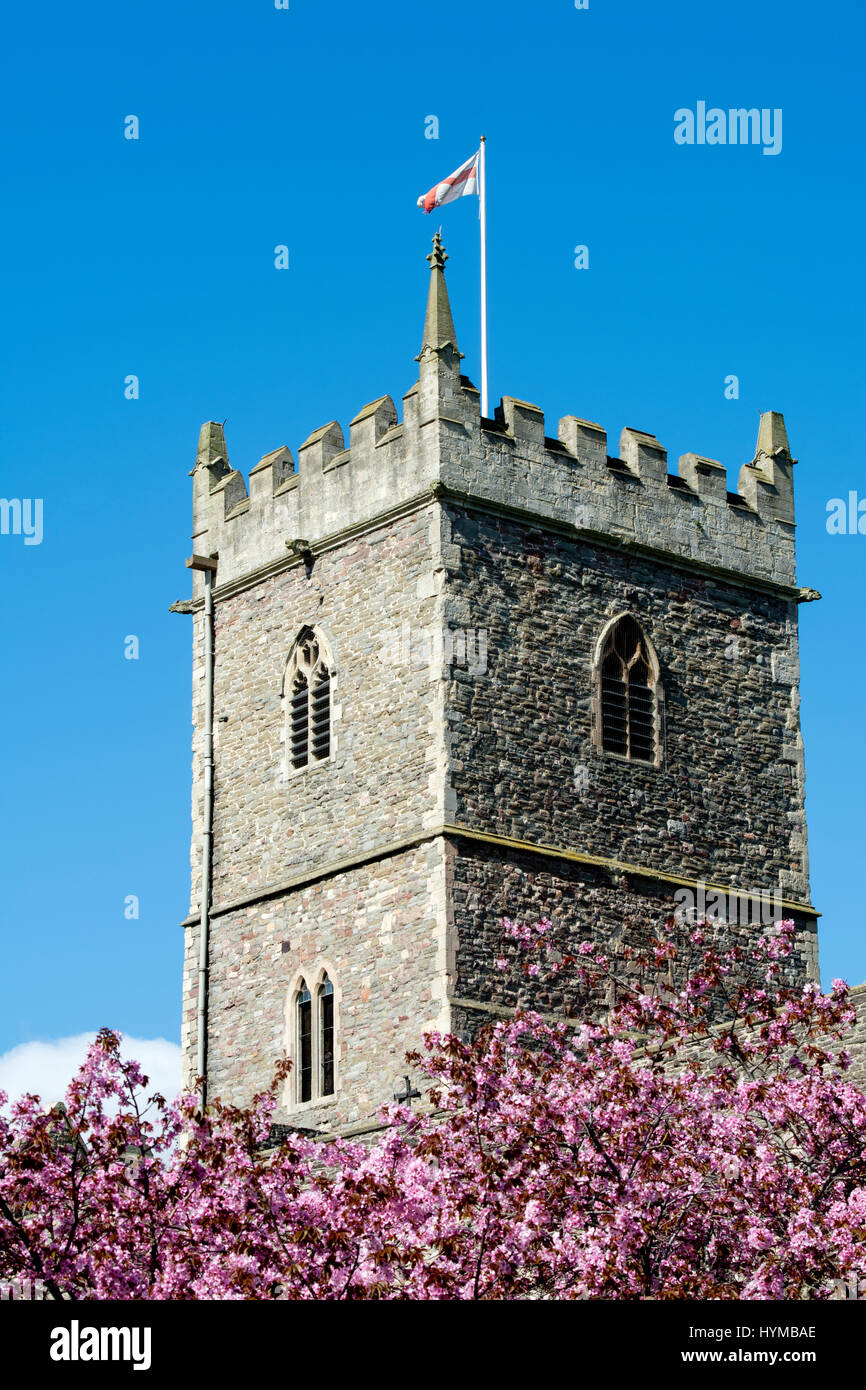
[599, 616, 657, 763]
[310, 669, 331, 762]
[290, 673, 309, 768]
[288, 631, 332, 770]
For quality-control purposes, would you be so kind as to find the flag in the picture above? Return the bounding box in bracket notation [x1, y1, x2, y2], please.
[417, 150, 479, 213]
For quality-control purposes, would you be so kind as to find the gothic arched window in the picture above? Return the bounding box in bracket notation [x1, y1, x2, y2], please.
[288, 966, 339, 1109]
[287, 628, 332, 771]
[597, 616, 659, 764]
[318, 974, 335, 1097]
[295, 981, 312, 1103]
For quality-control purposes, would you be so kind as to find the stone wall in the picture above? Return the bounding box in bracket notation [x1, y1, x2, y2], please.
[441, 501, 809, 904]
[187, 502, 444, 919]
[841, 986, 866, 1090]
[182, 838, 450, 1129]
[446, 838, 819, 1030]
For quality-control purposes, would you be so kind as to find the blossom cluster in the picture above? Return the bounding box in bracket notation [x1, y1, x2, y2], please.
[1, 918, 864, 1300]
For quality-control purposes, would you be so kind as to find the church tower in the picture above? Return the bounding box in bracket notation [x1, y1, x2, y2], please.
[176, 235, 819, 1133]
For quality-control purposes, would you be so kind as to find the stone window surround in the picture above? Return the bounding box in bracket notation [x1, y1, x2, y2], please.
[281, 624, 338, 780]
[283, 960, 342, 1113]
[591, 612, 665, 769]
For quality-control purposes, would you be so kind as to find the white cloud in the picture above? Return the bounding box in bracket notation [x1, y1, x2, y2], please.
[0, 1034, 182, 1108]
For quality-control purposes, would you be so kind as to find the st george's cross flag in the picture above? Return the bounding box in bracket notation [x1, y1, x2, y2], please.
[415, 138, 488, 419]
[416, 150, 480, 213]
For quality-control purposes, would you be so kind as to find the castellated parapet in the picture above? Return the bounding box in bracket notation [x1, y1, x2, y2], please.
[191, 239, 799, 597]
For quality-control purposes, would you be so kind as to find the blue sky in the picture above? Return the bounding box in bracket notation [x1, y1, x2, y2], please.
[1, 0, 864, 1077]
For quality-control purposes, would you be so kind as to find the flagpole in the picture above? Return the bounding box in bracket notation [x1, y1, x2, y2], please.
[479, 135, 488, 419]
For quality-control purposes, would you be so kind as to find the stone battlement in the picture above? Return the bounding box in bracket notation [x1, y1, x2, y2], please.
[190, 235, 800, 594]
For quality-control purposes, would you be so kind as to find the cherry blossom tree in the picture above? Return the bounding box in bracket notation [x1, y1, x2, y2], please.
[1, 916, 864, 1299]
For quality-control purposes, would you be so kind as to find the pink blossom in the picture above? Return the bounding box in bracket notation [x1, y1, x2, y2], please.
[1, 918, 864, 1300]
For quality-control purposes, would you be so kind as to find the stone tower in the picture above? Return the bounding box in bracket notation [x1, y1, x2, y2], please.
[176, 234, 819, 1134]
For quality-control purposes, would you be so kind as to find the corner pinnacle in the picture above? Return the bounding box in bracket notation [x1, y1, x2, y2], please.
[754, 411, 792, 462]
[417, 232, 463, 360]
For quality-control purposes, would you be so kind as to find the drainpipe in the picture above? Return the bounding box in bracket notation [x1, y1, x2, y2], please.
[185, 554, 218, 1107]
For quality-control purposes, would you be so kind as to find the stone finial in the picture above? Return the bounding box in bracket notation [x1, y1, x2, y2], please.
[417, 232, 462, 360]
[754, 411, 792, 462]
[427, 230, 448, 273]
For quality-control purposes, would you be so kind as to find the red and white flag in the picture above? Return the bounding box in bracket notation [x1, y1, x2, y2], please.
[417, 150, 480, 213]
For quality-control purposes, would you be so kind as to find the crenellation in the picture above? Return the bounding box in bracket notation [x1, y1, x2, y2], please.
[678, 452, 727, 503]
[190, 383, 800, 593]
[298, 420, 345, 474]
[211, 466, 248, 518]
[558, 415, 608, 467]
[250, 445, 295, 500]
[188, 255, 800, 594]
[274, 471, 299, 499]
[619, 426, 668, 484]
[665, 472, 695, 494]
[348, 394, 398, 454]
[496, 395, 546, 450]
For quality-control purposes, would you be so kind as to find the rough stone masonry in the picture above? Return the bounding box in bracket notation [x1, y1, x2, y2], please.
[176, 232, 827, 1134]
